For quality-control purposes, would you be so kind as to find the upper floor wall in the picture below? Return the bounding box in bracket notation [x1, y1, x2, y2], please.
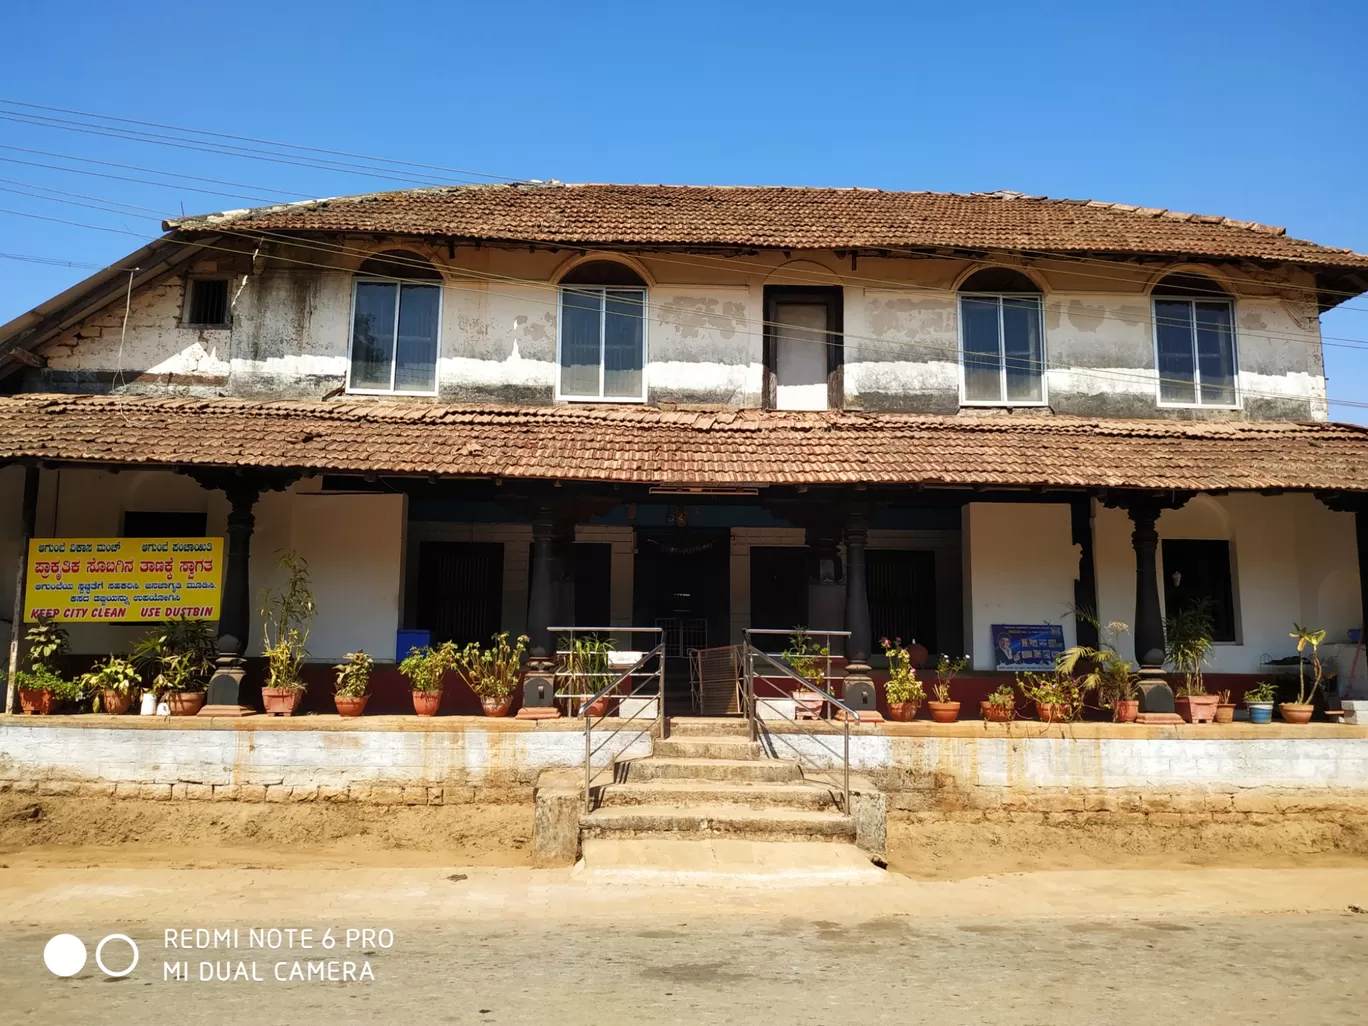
[23, 235, 1330, 421]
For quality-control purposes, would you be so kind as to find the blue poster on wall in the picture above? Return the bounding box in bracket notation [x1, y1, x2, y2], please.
[991, 624, 1066, 670]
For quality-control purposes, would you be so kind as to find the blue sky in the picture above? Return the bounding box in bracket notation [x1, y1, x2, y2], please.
[2, 0, 1365, 419]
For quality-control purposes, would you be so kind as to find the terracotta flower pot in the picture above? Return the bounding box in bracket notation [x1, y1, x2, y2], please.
[412, 690, 442, 717]
[262, 687, 305, 716]
[1175, 694, 1219, 724]
[334, 694, 369, 717]
[886, 700, 920, 722]
[18, 688, 55, 715]
[584, 695, 612, 718]
[1035, 701, 1070, 723]
[927, 700, 961, 723]
[981, 701, 1014, 722]
[1214, 702, 1236, 724]
[1114, 699, 1139, 723]
[480, 695, 514, 717]
[1279, 702, 1314, 724]
[905, 641, 929, 668]
[101, 690, 133, 716]
[166, 691, 205, 716]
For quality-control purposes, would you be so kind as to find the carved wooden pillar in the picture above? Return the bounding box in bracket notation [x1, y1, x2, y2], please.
[843, 509, 872, 682]
[1125, 500, 1167, 674]
[526, 505, 556, 669]
[200, 480, 261, 715]
[1070, 494, 1099, 650]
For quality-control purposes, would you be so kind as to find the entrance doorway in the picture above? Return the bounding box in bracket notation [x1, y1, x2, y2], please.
[633, 528, 730, 711]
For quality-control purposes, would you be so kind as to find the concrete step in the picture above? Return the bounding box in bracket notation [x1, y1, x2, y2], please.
[580, 804, 856, 843]
[624, 757, 803, 784]
[574, 838, 887, 887]
[596, 779, 840, 811]
[667, 717, 751, 738]
[653, 736, 763, 760]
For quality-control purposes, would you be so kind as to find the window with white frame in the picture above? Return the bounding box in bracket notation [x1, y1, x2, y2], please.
[958, 268, 1046, 404]
[1152, 273, 1238, 407]
[348, 250, 442, 394]
[556, 261, 647, 402]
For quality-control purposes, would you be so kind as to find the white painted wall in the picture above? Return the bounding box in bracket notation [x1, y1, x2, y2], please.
[963, 503, 1079, 670]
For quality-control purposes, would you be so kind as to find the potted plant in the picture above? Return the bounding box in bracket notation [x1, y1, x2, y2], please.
[1244, 680, 1277, 724]
[1280, 623, 1326, 724]
[981, 683, 1015, 722]
[784, 627, 830, 718]
[332, 650, 374, 717]
[258, 553, 314, 716]
[14, 619, 79, 714]
[1214, 688, 1236, 724]
[453, 632, 529, 717]
[1017, 670, 1085, 723]
[927, 653, 968, 723]
[80, 656, 140, 715]
[400, 643, 453, 716]
[1166, 602, 1218, 724]
[1060, 616, 1140, 722]
[561, 634, 616, 717]
[131, 618, 216, 716]
[881, 637, 925, 721]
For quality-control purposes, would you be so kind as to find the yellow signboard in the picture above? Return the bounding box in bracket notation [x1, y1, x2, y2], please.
[24, 538, 224, 623]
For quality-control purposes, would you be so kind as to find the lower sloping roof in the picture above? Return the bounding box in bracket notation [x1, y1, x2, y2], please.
[2, 394, 1366, 493]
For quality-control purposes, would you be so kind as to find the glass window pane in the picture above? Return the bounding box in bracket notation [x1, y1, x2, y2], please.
[603, 290, 644, 398]
[351, 282, 397, 390]
[394, 285, 440, 392]
[1154, 299, 1196, 404]
[1002, 297, 1043, 402]
[961, 297, 1002, 401]
[1195, 302, 1236, 406]
[560, 289, 603, 397]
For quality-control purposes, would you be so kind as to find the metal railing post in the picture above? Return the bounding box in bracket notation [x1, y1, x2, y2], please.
[745, 644, 757, 741]
[657, 648, 666, 740]
[583, 707, 592, 814]
[843, 717, 851, 814]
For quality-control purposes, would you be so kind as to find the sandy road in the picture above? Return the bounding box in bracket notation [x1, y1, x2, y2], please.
[3, 860, 1368, 1026]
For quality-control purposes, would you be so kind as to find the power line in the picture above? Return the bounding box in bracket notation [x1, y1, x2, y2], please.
[0, 144, 308, 197]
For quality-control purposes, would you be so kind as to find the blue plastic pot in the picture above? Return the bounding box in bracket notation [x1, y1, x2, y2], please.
[1247, 703, 1273, 724]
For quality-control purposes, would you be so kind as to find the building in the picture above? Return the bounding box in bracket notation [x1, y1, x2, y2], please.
[0, 183, 1365, 714]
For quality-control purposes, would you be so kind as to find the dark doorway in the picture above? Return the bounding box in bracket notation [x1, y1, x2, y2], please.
[526, 541, 613, 632]
[633, 529, 730, 708]
[1162, 539, 1237, 643]
[417, 541, 504, 646]
[749, 546, 809, 651]
[868, 549, 939, 654]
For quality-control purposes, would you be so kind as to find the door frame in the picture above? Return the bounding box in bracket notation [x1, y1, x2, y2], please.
[762, 285, 844, 410]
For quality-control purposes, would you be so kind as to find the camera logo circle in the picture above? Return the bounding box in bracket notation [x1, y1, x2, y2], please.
[44, 934, 139, 978]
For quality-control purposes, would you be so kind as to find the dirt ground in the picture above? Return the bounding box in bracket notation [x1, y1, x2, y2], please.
[5, 793, 1368, 878]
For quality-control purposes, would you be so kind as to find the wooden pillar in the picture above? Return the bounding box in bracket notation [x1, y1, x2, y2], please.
[1070, 494, 1099, 650]
[526, 505, 555, 667]
[1358, 507, 1368, 640]
[843, 509, 872, 677]
[199, 481, 261, 716]
[1125, 499, 1167, 673]
[5, 465, 39, 715]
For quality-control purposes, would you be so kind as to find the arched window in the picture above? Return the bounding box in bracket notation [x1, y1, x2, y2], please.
[1152, 273, 1237, 407]
[557, 261, 647, 402]
[958, 268, 1045, 404]
[348, 250, 442, 394]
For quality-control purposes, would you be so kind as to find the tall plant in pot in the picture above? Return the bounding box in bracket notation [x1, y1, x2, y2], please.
[81, 656, 140, 715]
[981, 683, 1016, 722]
[1281, 624, 1327, 724]
[927, 653, 969, 723]
[1017, 669, 1087, 723]
[881, 638, 925, 721]
[453, 632, 529, 716]
[258, 553, 315, 716]
[784, 627, 831, 718]
[12, 619, 80, 714]
[1059, 618, 1140, 722]
[1165, 601, 1217, 724]
[332, 651, 374, 717]
[1244, 680, 1278, 724]
[400, 643, 453, 716]
[561, 634, 616, 716]
[131, 617, 215, 715]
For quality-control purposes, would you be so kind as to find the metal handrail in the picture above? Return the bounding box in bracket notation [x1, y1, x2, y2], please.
[742, 629, 854, 817]
[551, 626, 666, 814]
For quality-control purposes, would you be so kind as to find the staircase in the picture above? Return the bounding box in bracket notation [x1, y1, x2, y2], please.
[579, 717, 858, 847]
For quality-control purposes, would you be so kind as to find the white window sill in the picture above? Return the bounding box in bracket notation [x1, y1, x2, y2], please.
[959, 400, 1051, 408]
[556, 394, 648, 404]
[343, 388, 440, 398]
[179, 323, 232, 330]
[1156, 402, 1242, 411]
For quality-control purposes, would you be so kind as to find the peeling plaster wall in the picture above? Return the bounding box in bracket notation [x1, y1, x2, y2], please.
[26, 240, 1331, 421]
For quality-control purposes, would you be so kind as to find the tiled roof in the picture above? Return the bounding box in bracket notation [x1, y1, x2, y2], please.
[5, 394, 1368, 493]
[168, 184, 1368, 269]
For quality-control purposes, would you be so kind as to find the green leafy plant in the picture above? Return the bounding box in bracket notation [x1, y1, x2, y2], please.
[558, 634, 615, 696]
[452, 632, 530, 699]
[24, 618, 69, 672]
[930, 652, 969, 704]
[259, 553, 315, 693]
[1245, 680, 1278, 704]
[131, 617, 217, 695]
[333, 651, 375, 698]
[1165, 600, 1215, 697]
[399, 643, 454, 694]
[1059, 616, 1139, 710]
[881, 637, 926, 705]
[1016, 669, 1088, 721]
[986, 683, 1016, 709]
[79, 656, 140, 696]
[783, 627, 830, 690]
[1289, 623, 1328, 705]
[8, 665, 82, 701]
